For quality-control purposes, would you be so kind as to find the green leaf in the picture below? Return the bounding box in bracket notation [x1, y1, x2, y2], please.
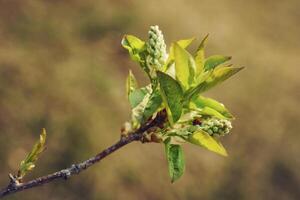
[187, 130, 228, 156]
[131, 86, 162, 127]
[184, 66, 244, 102]
[164, 38, 195, 72]
[177, 38, 195, 49]
[157, 71, 183, 125]
[141, 88, 163, 123]
[168, 38, 195, 62]
[174, 43, 196, 90]
[128, 86, 151, 108]
[18, 128, 47, 179]
[195, 34, 209, 76]
[121, 35, 146, 62]
[198, 107, 228, 119]
[126, 70, 138, 98]
[192, 96, 233, 119]
[165, 142, 185, 183]
[204, 55, 231, 71]
[131, 92, 151, 127]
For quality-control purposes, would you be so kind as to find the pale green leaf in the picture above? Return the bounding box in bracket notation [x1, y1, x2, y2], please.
[204, 55, 231, 71]
[177, 37, 195, 48]
[194, 96, 233, 119]
[174, 43, 196, 90]
[165, 142, 185, 183]
[131, 87, 162, 127]
[184, 66, 244, 102]
[121, 35, 146, 62]
[187, 130, 228, 156]
[126, 70, 138, 98]
[157, 71, 183, 125]
[131, 92, 151, 127]
[141, 88, 163, 123]
[18, 128, 47, 178]
[197, 107, 227, 119]
[168, 38, 195, 62]
[164, 38, 195, 71]
[195, 34, 209, 76]
[128, 86, 151, 108]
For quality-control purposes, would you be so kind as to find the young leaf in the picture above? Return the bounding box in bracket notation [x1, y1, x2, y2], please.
[157, 71, 183, 125]
[141, 88, 163, 124]
[165, 142, 185, 183]
[187, 130, 228, 156]
[204, 55, 231, 71]
[18, 128, 47, 179]
[128, 85, 151, 108]
[197, 106, 228, 119]
[195, 34, 209, 76]
[164, 38, 195, 72]
[121, 35, 146, 62]
[126, 70, 138, 98]
[177, 38, 195, 48]
[184, 66, 244, 102]
[167, 38, 195, 63]
[192, 96, 234, 119]
[174, 43, 196, 90]
[131, 92, 151, 127]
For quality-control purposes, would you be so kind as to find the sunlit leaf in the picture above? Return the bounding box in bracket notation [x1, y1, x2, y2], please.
[174, 43, 196, 90]
[165, 141, 185, 183]
[187, 130, 228, 156]
[192, 96, 234, 119]
[126, 70, 138, 98]
[184, 66, 244, 102]
[157, 71, 183, 125]
[121, 35, 146, 62]
[198, 107, 227, 119]
[168, 38, 195, 62]
[195, 34, 209, 76]
[164, 38, 195, 72]
[204, 55, 231, 71]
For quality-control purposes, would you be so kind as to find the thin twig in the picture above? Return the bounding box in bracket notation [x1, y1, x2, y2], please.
[0, 110, 167, 198]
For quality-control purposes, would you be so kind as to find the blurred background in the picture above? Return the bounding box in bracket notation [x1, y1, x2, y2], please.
[0, 0, 299, 199]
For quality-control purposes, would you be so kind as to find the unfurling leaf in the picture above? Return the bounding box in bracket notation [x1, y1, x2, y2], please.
[196, 106, 228, 119]
[204, 55, 231, 71]
[165, 141, 185, 183]
[174, 43, 196, 90]
[195, 34, 209, 76]
[126, 70, 138, 98]
[192, 96, 234, 119]
[166, 38, 195, 66]
[18, 128, 47, 179]
[128, 86, 151, 108]
[187, 130, 228, 156]
[141, 88, 163, 123]
[131, 86, 162, 127]
[157, 71, 183, 125]
[184, 66, 244, 102]
[121, 35, 146, 62]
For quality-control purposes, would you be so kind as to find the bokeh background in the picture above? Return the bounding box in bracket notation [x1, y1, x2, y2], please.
[0, 0, 299, 199]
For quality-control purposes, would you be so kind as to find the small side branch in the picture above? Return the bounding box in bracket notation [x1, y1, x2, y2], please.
[0, 110, 167, 198]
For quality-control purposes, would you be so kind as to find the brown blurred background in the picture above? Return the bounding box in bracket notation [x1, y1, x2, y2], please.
[0, 0, 299, 199]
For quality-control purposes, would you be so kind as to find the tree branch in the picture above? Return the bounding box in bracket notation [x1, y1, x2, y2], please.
[0, 110, 167, 198]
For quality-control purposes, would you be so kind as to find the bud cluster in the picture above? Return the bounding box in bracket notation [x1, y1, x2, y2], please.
[201, 118, 232, 137]
[146, 25, 167, 69]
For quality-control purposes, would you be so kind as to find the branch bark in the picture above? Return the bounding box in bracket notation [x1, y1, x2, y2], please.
[0, 110, 167, 198]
